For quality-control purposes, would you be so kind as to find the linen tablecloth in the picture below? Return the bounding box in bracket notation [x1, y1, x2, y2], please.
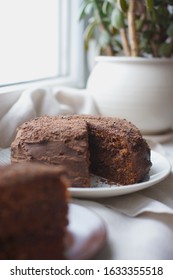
[0, 86, 173, 259]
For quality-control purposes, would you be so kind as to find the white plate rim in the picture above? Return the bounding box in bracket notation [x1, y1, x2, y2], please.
[69, 150, 171, 198]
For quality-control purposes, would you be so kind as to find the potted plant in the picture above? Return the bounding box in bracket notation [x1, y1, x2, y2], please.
[79, 0, 173, 134]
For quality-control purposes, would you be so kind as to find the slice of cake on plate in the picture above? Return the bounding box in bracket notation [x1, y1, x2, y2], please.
[0, 162, 70, 260]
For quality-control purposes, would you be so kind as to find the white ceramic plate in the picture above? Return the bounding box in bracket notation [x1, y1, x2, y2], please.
[65, 203, 106, 259]
[69, 151, 171, 198]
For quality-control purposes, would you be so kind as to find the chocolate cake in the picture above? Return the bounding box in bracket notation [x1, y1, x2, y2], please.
[0, 162, 70, 260]
[11, 115, 152, 187]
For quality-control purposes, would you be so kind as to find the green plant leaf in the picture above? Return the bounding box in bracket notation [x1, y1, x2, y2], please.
[111, 8, 124, 29]
[102, 1, 110, 14]
[114, 38, 123, 49]
[106, 0, 116, 4]
[79, 1, 89, 21]
[99, 30, 111, 46]
[136, 18, 144, 31]
[145, 0, 154, 11]
[84, 2, 95, 15]
[159, 42, 173, 57]
[84, 20, 98, 50]
[117, 0, 128, 13]
[167, 23, 173, 36]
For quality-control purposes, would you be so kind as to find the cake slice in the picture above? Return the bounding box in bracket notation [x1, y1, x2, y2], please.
[0, 162, 70, 260]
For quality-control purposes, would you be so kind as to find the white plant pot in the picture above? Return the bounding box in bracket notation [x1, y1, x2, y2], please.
[87, 56, 173, 134]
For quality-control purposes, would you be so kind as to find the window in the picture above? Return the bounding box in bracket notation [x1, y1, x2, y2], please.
[0, 0, 85, 91]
